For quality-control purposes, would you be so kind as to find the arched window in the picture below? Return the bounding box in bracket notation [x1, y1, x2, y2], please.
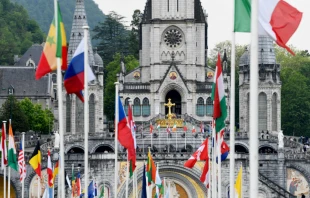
[124, 98, 130, 115]
[196, 97, 204, 116]
[89, 94, 95, 133]
[142, 98, 150, 116]
[272, 93, 277, 131]
[66, 95, 71, 133]
[133, 98, 141, 116]
[76, 97, 84, 133]
[258, 92, 267, 131]
[206, 97, 213, 115]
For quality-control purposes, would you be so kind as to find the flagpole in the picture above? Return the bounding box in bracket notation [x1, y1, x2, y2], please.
[175, 127, 178, 152]
[151, 126, 153, 150]
[125, 151, 129, 198]
[212, 120, 217, 198]
[217, 132, 222, 198]
[114, 81, 119, 198]
[135, 171, 138, 198]
[142, 122, 144, 155]
[38, 176, 40, 198]
[83, 25, 90, 198]
[54, 0, 65, 197]
[21, 132, 25, 198]
[230, 26, 236, 198]
[8, 119, 11, 198]
[208, 136, 211, 198]
[2, 121, 6, 198]
[249, 0, 259, 195]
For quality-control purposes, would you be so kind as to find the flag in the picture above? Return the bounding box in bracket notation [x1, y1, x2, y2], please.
[200, 160, 210, 188]
[94, 182, 98, 196]
[172, 123, 177, 132]
[150, 123, 154, 134]
[234, 0, 302, 55]
[18, 142, 26, 182]
[157, 124, 161, 131]
[35, 2, 67, 79]
[212, 54, 227, 133]
[155, 167, 162, 198]
[216, 132, 230, 163]
[76, 171, 81, 196]
[164, 184, 170, 198]
[192, 126, 196, 133]
[141, 164, 147, 198]
[47, 150, 53, 187]
[8, 121, 18, 171]
[147, 150, 156, 185]
[99, 186, 104, 198]
[235, 166, 243, 198]
[183, 121, 187, 132]
[42, 184, 48, 198]
[1, 122, 7, 169]
[123, 100, 136, 177]
[65, 171, 71, 190]
[64, 37, 95, 102]
[88, 181, 95, 198]
[72, 167, 76, 197]
[53, 159, 59, 183]
[184, 138, 209, 168]
[166, 124, 171, 134]
[29, 141, 41, 177]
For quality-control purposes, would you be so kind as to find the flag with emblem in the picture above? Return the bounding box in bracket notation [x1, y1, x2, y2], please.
[35, 1, 67, 79]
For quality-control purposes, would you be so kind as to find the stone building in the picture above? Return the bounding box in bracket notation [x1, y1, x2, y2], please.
[2, 0, 310, 198]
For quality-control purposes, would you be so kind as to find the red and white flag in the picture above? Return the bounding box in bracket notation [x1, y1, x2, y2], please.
[200, 159, 210, 188]
[150, 123, 154, 134]
[47, 150, 53, 187]
[18, 142, 26, 182]
[166, 124, 171, 134]
[184, 138, 209, 168]
[1, 122, 7, 169]
[127, 104, 136, 173]
[192, 126, 196, 133]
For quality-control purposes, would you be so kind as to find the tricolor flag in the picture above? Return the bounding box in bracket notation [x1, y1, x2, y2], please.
[147, 150, 156, 186]
[18, 142, 26, 182]
[235, 166, 243, 198]
[71, 168, 76, 197]
[184, 138, 209, 168]
[172, 123, 177, 132]
[47, 150, 53, 187]
[183, 121, 187, 132]
[212, 54, 227, 133]
[29, 141, 41, 177]
[76, 171, 81, 196]
[155, 166, 162, 198]
[200, 159, 210, 188]
[53, 159, 59, 183]
[157, 124, 160, 131]
[1, 122, 7, 169]
[128, 104, 137, 177]
[35, 2, 67, 79]
[234, 0, 302, 55]
[99, 186, 104, 198]
[64, 37, 95, 102]
[8, 121, 18, 171]
[150, 123, 154, 134]
[166, 124, 171, 134]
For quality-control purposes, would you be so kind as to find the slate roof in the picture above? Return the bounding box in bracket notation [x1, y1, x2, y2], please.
[0, 67, 50, 97]
[14, 44, 43, 66]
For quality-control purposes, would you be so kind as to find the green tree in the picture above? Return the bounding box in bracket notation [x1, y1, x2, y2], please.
[128, 9, 141, 59]
[281, 67, 310, 136]
[104, 53, 139, 120]
[0, 96, 29, 132]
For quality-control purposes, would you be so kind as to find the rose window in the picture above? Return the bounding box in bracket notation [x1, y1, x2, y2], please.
[164, 29, 183, 48]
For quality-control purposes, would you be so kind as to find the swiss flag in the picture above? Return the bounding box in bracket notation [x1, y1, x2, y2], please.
[184, 138, 209, 168]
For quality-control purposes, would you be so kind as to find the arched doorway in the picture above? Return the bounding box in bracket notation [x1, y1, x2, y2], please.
[67, 146, 84, 154]
[94, 145, 114, 153]
[165, 90, 181, 115]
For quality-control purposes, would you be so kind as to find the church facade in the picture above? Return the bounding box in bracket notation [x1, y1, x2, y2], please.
[119, 0, 227, 124]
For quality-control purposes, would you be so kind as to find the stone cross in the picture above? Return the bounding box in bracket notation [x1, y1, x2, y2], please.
[164, 98, 175, 120]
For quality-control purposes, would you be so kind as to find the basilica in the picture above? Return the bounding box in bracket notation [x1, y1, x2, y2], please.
[1, 0, 310, 198]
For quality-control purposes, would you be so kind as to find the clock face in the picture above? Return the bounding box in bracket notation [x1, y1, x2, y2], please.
[164, 29, 183, 48]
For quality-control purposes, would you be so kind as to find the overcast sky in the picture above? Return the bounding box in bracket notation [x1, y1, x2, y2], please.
[94, 0, 309, 52]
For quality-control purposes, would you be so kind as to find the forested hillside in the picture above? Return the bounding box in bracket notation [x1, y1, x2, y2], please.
[0, 0, 45, 65]
[11, 0, 106, 43]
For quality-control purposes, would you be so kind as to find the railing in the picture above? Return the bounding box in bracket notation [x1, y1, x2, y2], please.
[123, 83, 150, 92]
[196, 82, 213, 92]
[259, 172, 296, 198]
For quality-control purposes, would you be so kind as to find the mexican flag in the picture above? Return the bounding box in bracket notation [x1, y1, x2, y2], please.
[211, 54, 227, 133]
[234, 0, 302, 55]
[8, 121, 18, 171]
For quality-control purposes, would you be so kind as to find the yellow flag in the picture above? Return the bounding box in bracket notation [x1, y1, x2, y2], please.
[235, 166, 242, 198]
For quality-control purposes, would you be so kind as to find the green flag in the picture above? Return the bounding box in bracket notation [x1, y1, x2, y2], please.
[99, 186, 104, 198]
[8, 121, 17, 171]
[234, 0, 251, 32]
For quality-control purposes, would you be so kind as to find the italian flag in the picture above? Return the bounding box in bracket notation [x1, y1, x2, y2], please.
[234, 0, 302, 55]
[211, 54, 227, 133]
[146, 150, 156, 186]
[172, 123, 177, 132]
[35, 1, 67, 79]
[8, 120, 17, 171]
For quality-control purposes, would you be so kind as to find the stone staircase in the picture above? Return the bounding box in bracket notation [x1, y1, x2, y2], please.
[259, 172, 296, 198]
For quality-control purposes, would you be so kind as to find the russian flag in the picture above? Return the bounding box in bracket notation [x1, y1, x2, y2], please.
[117, 97, 135, 160]
[64, 37, 95, 102]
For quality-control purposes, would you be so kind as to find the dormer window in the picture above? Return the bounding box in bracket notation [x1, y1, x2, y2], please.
[8, 86, 14, 95]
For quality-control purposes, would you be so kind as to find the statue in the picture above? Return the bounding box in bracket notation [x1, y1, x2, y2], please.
[278, 130, 284, 148]
[54, 131, 60, 149]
